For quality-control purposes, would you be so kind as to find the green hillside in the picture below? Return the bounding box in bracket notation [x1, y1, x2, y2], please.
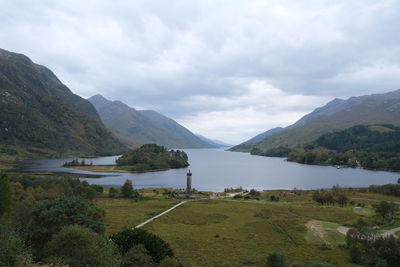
[0, 48, 126, 158]
[230, 127, 284, 151]
[252, 90, 400, 151]
[286, 124, 400, 171]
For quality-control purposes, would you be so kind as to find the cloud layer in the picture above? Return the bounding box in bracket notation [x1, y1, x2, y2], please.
[1, 0, 399, 143]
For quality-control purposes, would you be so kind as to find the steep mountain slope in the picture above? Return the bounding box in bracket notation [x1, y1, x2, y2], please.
[139, 110, 215, 148]
[230, 127, 284, 151]
[256, 89, 400, 151]
[0, 48, 126, 157]
[89, 95, 216, 148]
[245, 127, 284, 144]
[195, 134, 233, 148]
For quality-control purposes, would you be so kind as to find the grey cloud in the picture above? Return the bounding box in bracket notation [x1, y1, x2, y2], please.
[1, 0, 400, 143]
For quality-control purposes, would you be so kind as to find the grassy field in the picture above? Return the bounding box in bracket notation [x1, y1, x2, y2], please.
[0, 154, 16, 170]
[381, 220, 400, 230]
[96, 198, 179, 234]
[140, 199, 358, 266]
[258, 189, 400, 204]
[71, 165, 171, 174]
[349, 192, 400, 203]
[71, 165, 130, 173]
[97, 189, 400, 266]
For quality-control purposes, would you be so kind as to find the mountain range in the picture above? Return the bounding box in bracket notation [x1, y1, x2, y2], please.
[0, 48, 125, 158]
[3, 47, 397, 159]
[232, 89, 400, 152]
[88, 94, 217, 149]
[195, 134, 233, 148]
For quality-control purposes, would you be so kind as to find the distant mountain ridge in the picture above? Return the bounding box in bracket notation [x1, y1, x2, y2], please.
[89, 95, 216, 149]
[233, 89, 400, 152]
[195, 134, 233, 148]
[0, 48, 126, 158]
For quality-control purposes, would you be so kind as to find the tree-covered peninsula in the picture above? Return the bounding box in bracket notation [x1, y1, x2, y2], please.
[116, 144, 189, 172]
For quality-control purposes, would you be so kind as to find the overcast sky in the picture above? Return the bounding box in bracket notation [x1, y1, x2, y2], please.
[1, 0, 400, 144]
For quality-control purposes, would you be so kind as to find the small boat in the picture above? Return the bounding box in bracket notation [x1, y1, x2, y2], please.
[337, 165, 341, 169]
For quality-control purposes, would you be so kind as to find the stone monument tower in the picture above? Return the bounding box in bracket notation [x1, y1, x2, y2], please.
[186, 170, 192, 197]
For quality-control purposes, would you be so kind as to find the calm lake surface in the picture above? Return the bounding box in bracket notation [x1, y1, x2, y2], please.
[18, 149, 398, 192]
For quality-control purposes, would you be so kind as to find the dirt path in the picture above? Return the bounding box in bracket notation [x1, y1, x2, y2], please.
[134, 200, 189, 229]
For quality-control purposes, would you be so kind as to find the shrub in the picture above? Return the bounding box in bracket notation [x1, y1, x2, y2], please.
[29, 195, 105, 258]
[266, 252, 287, 267]
[111, 228, 174, 263]
[242, 258, 257, 265]
[346, 227, 400, 266]
[122, 244, 155, 267]
[0, 220, 32, 266]
[121, 180, 134, 198]
[249, 189, 260, 196]
[45, 225, 120, 267]
[270, 195, 279, 202]
[109, 187, 118, 198]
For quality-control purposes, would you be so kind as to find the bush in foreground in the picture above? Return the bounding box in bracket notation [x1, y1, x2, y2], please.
[121, 244, 155, 267]
[29, 195, 105, 258]
[111, 228, 174, 263]
[45, 225, 120, 267]
[0, 219, 32, 266]
[266, 252, 287, 267]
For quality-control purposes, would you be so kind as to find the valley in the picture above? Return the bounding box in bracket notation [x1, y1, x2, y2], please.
[1, 47, 400, 266]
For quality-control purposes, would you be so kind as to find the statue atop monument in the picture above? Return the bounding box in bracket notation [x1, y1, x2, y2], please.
[186, 170, 192, 197]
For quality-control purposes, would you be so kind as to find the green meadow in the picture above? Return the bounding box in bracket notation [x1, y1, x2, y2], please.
[95, 188, 400, 266]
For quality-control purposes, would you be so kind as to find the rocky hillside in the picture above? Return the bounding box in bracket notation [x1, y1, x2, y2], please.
[0, 48, 126, 158]
[89, 95, 216, 149]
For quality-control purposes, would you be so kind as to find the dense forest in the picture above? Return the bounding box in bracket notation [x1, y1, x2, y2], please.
[116, 144, 189, 172]
[315, 125, 400, 153]
[284, 125, 400, 171]
[0, 172, 178, 266]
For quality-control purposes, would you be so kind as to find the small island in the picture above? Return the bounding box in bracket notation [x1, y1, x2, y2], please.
[64, 144, 189, 173]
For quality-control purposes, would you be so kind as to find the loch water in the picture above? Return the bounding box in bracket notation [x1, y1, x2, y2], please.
[18, 149, 399, 192]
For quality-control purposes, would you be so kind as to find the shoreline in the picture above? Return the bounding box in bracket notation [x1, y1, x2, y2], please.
[69, 165, 174, 174]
